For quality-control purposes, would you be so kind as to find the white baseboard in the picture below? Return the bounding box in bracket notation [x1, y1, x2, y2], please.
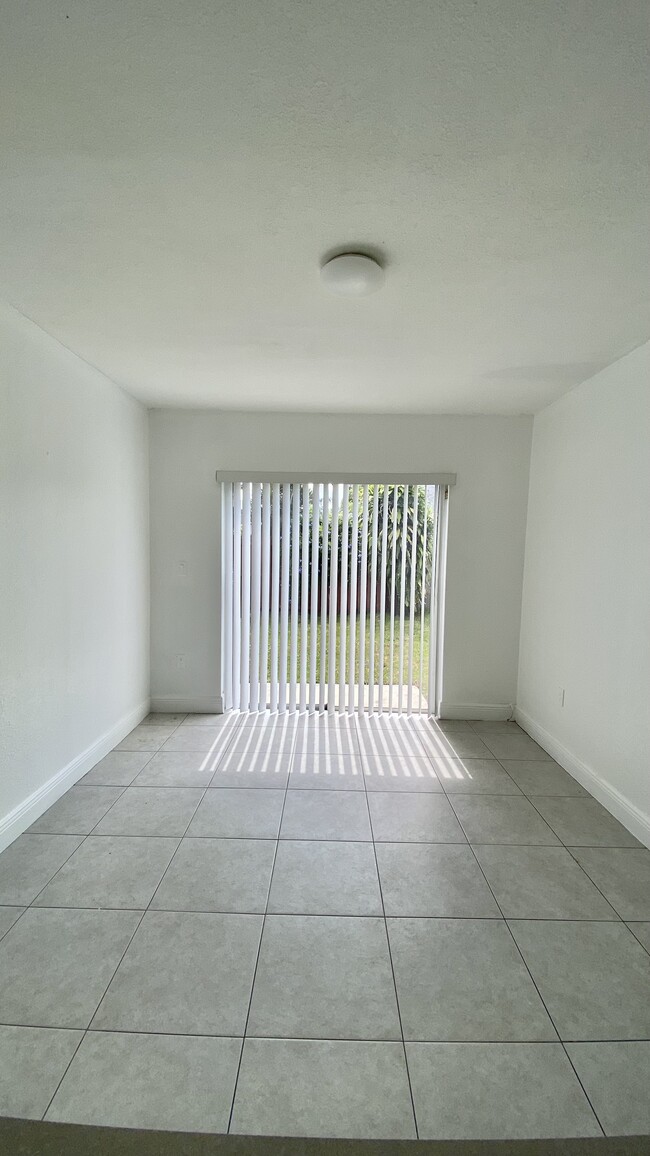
[516, 708, 650, 850]
[439, 702, 514, 721]
[0, 698, 150, 854]
[149, 695, 224, 714]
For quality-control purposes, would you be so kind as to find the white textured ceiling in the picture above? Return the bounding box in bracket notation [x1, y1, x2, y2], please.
[1, 1, 648, 412]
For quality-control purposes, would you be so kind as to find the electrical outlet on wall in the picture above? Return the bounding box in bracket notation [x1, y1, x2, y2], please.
[557, 686, 565, 708]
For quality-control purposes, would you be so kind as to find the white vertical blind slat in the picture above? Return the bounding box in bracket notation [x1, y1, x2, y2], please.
[279, 484, 291, 713]
[338, 484, 349, 713]
[397, 485, 409, 714]
[377, 484, 389, 715]
[269, 484, 281, 712]
[328, 485, 340, 711]
[418, 485, 429, 715]
[347, 485, 360, 714]
[289, 484, 300, 712]
[232, 483, 242, 711]
[388, 485, 398, 713]
[309, 483, 320, 713]
[299, 483, 309, 712]
[319, 484, 330, 714]
[240, 482, 252, 711]
[260, 483, 271, 712]
[368, 484, 379, 714]
[407, 484, 419, 715]
[250, 483, 262, 712]
[358, 485, 369, 712]
[222, 482, 233, 711]
[428, 485, 442, 717]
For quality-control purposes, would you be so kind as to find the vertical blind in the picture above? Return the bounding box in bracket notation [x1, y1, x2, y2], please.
[221, 480, 445, 715]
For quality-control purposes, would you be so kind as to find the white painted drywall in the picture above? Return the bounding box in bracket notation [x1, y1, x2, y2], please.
[149, 411, 532, 715]
[0, 305, 150, 848]
[517, 342, 650, 844]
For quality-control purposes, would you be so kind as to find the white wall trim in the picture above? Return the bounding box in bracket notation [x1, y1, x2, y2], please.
[439, 701, 514, 721]
[150, 695, 224, 714]
[0, 699, 150, 854]
[516, 708, 650, 850]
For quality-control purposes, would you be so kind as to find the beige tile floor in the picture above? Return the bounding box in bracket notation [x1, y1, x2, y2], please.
[0, 711, 649, 1139]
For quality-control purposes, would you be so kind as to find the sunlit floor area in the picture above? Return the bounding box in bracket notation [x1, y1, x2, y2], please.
[1, 712, 649, 1139]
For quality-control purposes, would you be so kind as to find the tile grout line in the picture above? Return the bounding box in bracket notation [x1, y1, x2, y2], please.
[37, 716, 206, 1122]
[225, 718, 298, 1134]
[38, 904, 149, 1122]
[0, 720, 190, 961]
[26, 716, 197, 907]
[455, 811, 607, 1138]
[521, 794, 645, 920]
[356, 713, 420, 1141]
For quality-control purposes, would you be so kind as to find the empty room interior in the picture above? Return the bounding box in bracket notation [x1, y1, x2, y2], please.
[1, 1, 649, 1150]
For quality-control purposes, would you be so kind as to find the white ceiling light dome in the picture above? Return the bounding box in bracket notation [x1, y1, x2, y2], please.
[320, 252, 385, 296]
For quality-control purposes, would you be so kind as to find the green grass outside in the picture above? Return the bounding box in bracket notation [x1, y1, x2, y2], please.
[278, 613, 431, 690]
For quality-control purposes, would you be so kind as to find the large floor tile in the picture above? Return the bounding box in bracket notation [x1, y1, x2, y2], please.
[499, 760, 587, 796]
[231, 1039, 416, 1138]
[407, 1043, 599, 1139]
[568, 847, 650, 919]
[532, 797, 641, 847]
[0, 1026, 83, 1120]
[510, 920, 650, 1039]
[47, 1031, 241, 1132]
[161, 725, 239, 754]
[388, 918, 556, 1041]
[34, 837, 179, 910]
[362, 754, 442, 791]
[566, 1042, 650, 1136]
[417, 732, 493, 760]
[376, 844, 500, 917]
[0, 834, 82, 905]
[0, 908, 141, 1028]
[28, 786, 124, 834]
[115, 725, 176, 752]
[294, 730, 359, 757]
[473, 846, 618, 919]
[356, 722, 426, 759]
[187, 788, 284, 838]
[151, 838, 276, 913]
[248, 915, 401, 1040]
[268, 840, 382, 915]
[82, 751, 153, 786]
[93, 787, 203, 836]
[480, 734, 552, 760]
[368, 792, 466, 842]
[628, 922, 650, 952]
[228, 729, 297, 757]
[92, 911, 262, 1035]
[133, 752, 216, 787]
[0, 907, 24, 939]
[211, 747, 293, 787]
[434, 759, 521, 794]
[412, 718, 474, 735]
[449, 796, 560, 845]
[290, 752, 364, 788]
[280, 790, 371, 840]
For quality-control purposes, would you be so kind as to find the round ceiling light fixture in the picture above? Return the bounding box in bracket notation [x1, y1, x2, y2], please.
[320, 252, 385, 296]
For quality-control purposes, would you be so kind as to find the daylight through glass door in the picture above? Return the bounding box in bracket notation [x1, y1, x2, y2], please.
[221, 481, 443, 715]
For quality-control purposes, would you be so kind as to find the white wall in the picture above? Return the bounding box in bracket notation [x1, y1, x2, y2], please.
[0, 305, 150, 849]
[149, 411, 532, 716]
[517, 343, 650, 846]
